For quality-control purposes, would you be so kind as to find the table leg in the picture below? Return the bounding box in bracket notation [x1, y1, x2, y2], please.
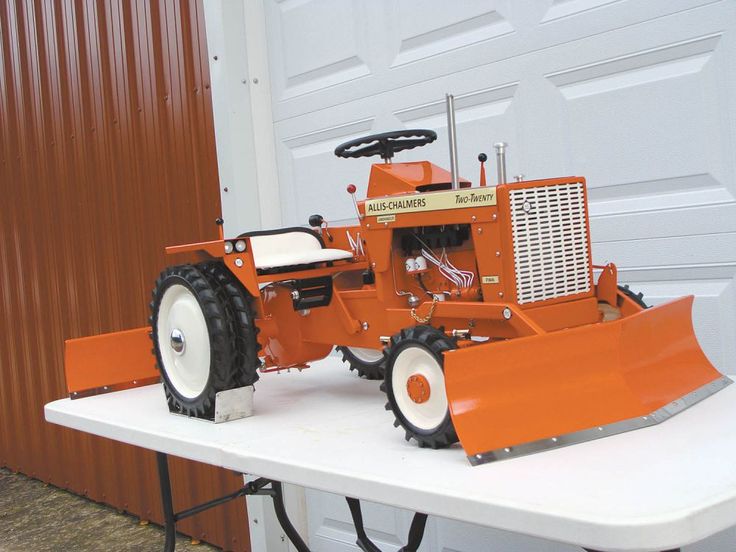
[398, 512, 428, 552]
[346, 497, 429, 552]
[156, 452, 177, 552]
[269, 481, 310, 552]
[346, 497, 382, 552]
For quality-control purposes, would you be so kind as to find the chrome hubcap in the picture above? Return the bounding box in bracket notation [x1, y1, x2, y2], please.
[170, 328, 185, 355]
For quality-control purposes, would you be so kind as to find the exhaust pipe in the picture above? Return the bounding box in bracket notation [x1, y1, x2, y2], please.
[446, 94, 459, 190]
[494, 142, 507, 185]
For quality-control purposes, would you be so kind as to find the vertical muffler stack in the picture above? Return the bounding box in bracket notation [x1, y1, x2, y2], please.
[445, 93, 460, 190]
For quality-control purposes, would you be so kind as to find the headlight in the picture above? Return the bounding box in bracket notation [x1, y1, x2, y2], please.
[235, 240, 246, 252]
[224, 241, 234, 254]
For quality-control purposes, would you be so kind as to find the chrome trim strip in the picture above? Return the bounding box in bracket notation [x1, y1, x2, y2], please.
[468, 375, 732, 466]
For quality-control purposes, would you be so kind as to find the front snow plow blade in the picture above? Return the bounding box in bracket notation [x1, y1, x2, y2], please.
[445, 296, 730, 465]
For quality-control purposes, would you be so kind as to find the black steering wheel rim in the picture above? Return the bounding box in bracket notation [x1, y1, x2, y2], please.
[334, 129, 437, 161]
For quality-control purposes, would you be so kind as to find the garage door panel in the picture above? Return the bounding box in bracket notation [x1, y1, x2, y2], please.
[588, 175, 732, 218]
[539, 0, 716, 25]
[590, 203, 736, 242]
[595, 233, 736, 268]
[266, 0, 721, 121]
[267, 0, 372, 101]
[392, 1, 513, 68]
[547, 35, 728, 194]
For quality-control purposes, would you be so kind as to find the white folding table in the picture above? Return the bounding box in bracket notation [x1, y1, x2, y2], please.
[45, 357, 736, 552]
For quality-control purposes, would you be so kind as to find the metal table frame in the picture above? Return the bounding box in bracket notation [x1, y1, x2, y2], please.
[155, 451, 680, 552]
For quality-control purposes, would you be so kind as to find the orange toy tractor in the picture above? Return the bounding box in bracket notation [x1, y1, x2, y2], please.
[65, 96, 728, 465]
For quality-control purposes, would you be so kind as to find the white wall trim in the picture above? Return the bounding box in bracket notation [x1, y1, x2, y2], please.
[242, 0, 282, 229]
[203, 0, 281, 236]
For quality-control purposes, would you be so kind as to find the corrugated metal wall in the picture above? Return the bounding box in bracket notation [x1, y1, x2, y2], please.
[0, 1, 250, 550]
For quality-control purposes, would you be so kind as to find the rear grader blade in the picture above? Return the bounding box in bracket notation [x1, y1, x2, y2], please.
[444, 296, 730, 465]
[65, 327, 159, 398]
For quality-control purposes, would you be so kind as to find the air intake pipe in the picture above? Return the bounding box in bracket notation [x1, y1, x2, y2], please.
[494, 142, 507, 185]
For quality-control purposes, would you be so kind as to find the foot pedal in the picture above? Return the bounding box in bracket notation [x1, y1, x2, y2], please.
[292, 276, 333, 310]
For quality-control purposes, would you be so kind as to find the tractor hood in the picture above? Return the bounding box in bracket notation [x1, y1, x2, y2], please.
[366, 161, 471, 198]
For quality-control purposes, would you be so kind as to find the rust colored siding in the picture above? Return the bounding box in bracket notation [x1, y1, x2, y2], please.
[0, 1, 249, 550]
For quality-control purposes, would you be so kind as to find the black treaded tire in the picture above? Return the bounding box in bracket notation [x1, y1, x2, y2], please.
[336, 345, 386, 380]
[619, 284, 648, 309]
[150, 264, 237, 418]
[381, 325, 459, 449]
[200, 261, 261, 387]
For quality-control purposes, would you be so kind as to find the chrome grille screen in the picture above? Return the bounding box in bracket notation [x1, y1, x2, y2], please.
[509, 182, 591, 304]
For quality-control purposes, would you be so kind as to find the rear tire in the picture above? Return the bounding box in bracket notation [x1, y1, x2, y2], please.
[200, 261, 261, 387]
[150, 264, 237, 417]
[382, 326, 458, 449]
[336, 346, 385, 380]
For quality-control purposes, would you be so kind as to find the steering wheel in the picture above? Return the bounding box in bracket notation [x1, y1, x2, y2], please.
[334, 129, 437, 161]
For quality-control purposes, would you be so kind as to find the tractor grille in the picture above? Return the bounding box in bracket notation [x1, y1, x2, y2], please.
[509, 182, 591, 304]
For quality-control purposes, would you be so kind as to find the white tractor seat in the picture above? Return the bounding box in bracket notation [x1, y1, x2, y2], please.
[246, 228, 353, 270]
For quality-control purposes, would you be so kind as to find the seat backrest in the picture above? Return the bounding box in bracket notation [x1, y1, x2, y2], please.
[243, 228, 324, 268]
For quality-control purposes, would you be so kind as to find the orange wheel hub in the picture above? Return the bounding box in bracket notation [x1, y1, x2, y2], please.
[406, 374, 430, 404]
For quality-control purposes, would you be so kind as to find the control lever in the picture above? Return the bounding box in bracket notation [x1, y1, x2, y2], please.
[308, 214, 333, 242]
[478, 153, 487, 187]
[347, 184, 362, 220]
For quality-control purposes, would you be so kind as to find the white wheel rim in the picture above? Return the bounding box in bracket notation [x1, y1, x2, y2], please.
[348, 346, 383, 364]
[392, 345, 448, 431]
[157, 284, 211, 399]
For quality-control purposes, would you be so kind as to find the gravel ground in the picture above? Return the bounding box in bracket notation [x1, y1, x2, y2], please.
[0, 467, 219, 551]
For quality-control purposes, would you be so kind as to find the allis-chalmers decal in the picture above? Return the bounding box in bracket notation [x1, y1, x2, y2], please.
[365, 187, 497, 217]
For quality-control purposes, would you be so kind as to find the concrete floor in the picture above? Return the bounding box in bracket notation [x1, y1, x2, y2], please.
[0, 467, 219, 551]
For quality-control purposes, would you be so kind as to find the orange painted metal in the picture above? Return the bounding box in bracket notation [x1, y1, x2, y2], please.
[595, 263, 618, 306]
[366, 161, 471, 197]
[444, 296, 722, 457]
[407, 374, 430, 404]
[260, 285, 333, 368]
[166, 240, 226, 257]
[0, 1, 250, 549]
[65, 327, 159, 397]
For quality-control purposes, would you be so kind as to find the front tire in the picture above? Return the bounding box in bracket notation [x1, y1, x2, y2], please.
[619, 284, 648, 308]
[382, 326, 458, 449]
[150, 264, 237, 417]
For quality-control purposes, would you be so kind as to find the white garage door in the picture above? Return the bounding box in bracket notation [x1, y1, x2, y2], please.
[245, 0, 736, 550]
